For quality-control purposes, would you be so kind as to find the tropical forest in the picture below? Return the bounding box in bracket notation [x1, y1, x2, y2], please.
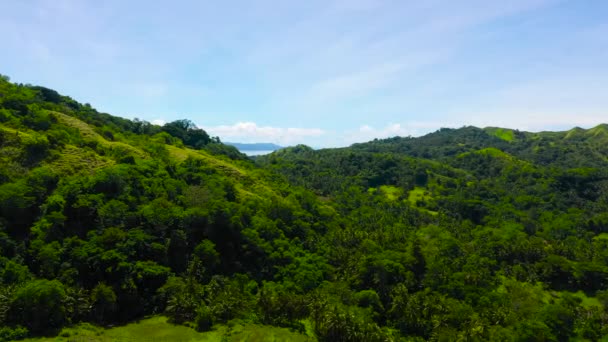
[2, 74, 608, 341]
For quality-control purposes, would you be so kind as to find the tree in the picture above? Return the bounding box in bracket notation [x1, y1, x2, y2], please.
[9, 279, 67, 333]
[91, 283, 117, 325]
[23, 134, 51, 163]
[311, 303, 388, 342]
[258, 282, 308, 329]
[168, 230, 189, 273]
[162, 119, 211, 149]
[194, 305, 213, 332]
[193, 240, 220, 273]
[0, 181, 36, 236]
[160, 276, 203, 324]
[0, 260, 31, 285]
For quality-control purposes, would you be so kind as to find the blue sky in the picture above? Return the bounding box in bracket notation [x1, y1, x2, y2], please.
[1, 0, 607, 147]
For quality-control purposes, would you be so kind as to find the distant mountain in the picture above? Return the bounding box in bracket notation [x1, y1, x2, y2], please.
[347, 125, 608, 168]
[225, 142, 283, 151]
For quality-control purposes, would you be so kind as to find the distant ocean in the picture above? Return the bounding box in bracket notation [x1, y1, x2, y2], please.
[242, 150, 276, 156]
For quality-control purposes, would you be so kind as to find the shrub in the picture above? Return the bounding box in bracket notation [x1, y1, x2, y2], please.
[0, 326, 28, 342]
[195, 305, 213, 332]
[9, 279, 67, 333]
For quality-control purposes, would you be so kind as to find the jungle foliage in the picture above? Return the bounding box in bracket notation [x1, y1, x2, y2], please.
[2, 74, 608, 341]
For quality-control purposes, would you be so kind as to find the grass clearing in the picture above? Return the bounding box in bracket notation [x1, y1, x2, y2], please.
[567, 291, 602, 309]
[486, 127, 515, 142]
[223, 321, 313, 342]
[588, 124, 608, 137]
[51, 112, 279, 200]
[407, 187, 431, 204]
[166, 145, 246, 177]
[458, 147, 513, 160]
[19, 316, 313, 342]
[476, 147, 511, 158]
[52, 111, 102, 140]
[407, 187, 438, 216]
[45, 145, 114, 175]
[166, 145, 280, 201]
[379, 185, 402, 200]
[53, 111, 147, 159]
[0, 126, 34, 138]
[539, 290, 602, 310]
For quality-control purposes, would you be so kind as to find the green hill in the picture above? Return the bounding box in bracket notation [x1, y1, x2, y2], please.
[2, 74, 608, 341]
[348, 124, 608, 167]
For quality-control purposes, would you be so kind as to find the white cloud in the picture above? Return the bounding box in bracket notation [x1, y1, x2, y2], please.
[341, 122, 449, 145]
[204, 122, 325, 145]
[151, 119, 166, 126]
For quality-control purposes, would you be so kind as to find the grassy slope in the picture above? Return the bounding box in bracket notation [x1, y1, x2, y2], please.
[46, 144, 115, 174]
[0, 126, 33, 137]
[485, 127, 515, 142]
[18, 316, 313, 342]
[457, 147, 515, 160]
[165, 145, 279, 202]
[53, 111, 148, 159]
[407, 187, 438, 216]
[50, 110, 282, 201]
[379, 185, 402, 200]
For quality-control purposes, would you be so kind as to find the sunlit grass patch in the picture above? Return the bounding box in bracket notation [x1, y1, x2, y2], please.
[485, 127, 515, 141]
[20, 316, 313, 342]
[379, 185, 402, 200]
[407, 186, 438, 215]
[45, 145, 114, 174]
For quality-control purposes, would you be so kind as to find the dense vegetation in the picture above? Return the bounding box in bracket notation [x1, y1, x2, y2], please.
[2, 74, 608, 341]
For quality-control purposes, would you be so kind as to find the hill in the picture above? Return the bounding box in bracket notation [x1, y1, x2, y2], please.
[2, 74, 608, 341]
[348, 125, 608, 168]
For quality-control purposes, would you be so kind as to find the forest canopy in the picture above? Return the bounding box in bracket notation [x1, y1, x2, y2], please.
[2, 75, 608, 341]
